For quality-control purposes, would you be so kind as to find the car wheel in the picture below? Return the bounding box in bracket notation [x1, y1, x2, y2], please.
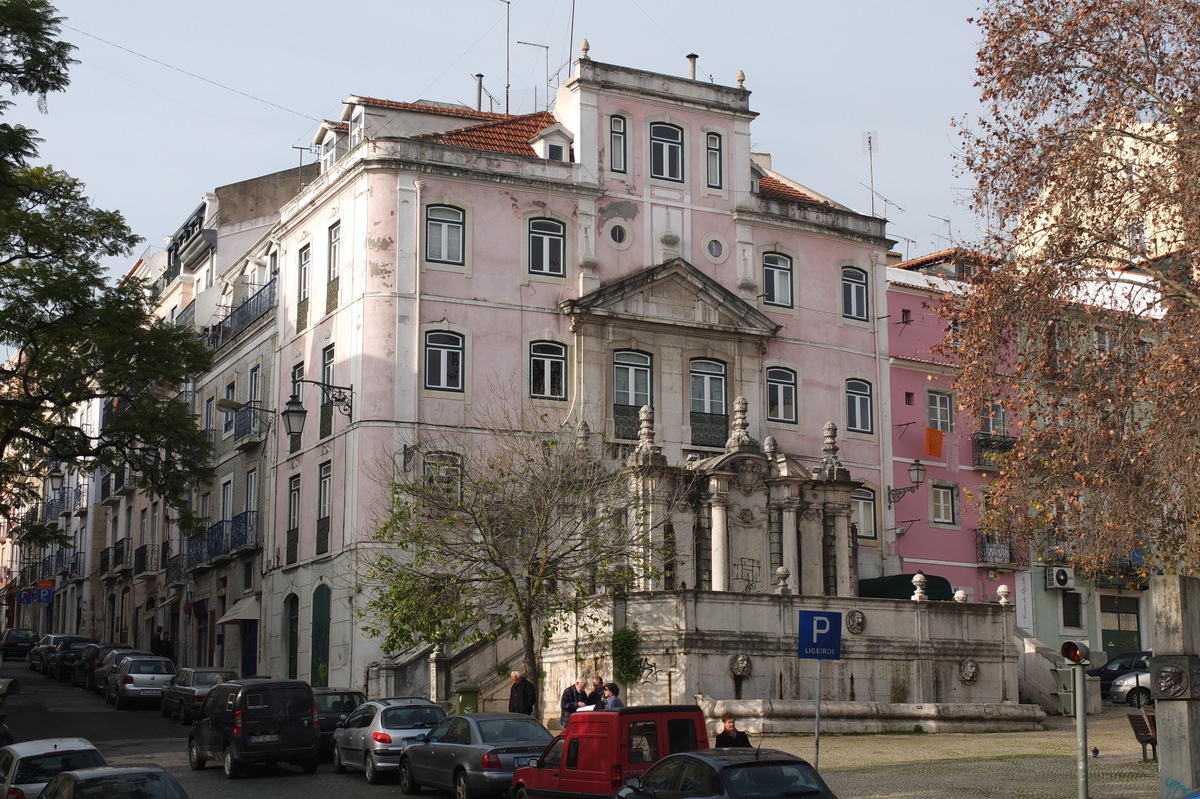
[223, 746, 242, 779]
[454, 770, 472, 799]
[114, 691, 126, 710]
[179, 706, 191, 726]
[300, 757, 319, 774]
[188, 739, 206, 770]
[515, 789, 530, 799]
[105, 684, 114, 704]
[364, 752, 381, 785]
[1129, 687, 1153, 708]
[332, 746, 347, 774]
[160, 698, 172, 718]
[399, 760, 421, 795]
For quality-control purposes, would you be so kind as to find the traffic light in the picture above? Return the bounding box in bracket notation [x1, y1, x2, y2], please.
[1061, 641, 1090, 664]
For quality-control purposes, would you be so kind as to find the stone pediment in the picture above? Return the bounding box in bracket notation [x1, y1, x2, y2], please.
[560, 257, 780, 338]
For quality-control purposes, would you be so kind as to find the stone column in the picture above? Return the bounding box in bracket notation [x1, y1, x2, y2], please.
[710, 489, 729, 592]
[781, 498, 799, 593]
[826, 501, 854, 597]
[1150, 575, 1200, 795]
[798, 506, 823, 596]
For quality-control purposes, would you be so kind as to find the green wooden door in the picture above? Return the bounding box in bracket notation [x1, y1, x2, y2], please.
[310, 585, 331, 687]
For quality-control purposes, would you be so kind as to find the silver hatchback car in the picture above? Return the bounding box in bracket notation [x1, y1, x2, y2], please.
[332, 698, 445, 784]
[107, 656, 176, 710]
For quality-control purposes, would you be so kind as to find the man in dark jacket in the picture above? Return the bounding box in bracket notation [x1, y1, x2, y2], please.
[715, 713, 752, 747]
[559, 678, 589, 727]
[508, 671, 537, 715]
[586, 675, 605, 707]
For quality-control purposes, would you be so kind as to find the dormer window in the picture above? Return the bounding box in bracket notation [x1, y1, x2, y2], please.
[529, 122, 574, 163]
[349, 107, 366, 147]
[547, 143, 565, 161]
[319, 134, 338, 172]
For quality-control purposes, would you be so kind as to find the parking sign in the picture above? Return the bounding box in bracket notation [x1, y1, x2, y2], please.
[798, 611, 842, 660]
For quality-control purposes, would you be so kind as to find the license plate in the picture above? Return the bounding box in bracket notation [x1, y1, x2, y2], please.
[140, 689, 161, 696]
[249, 734, 280, 744]
[515, 757, 530, 768]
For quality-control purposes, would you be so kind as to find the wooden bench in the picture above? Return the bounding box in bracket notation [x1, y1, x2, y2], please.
[1128, 712, 1157, 761]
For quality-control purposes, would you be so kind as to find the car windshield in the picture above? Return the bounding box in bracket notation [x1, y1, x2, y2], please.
[476, 718, 551, 743]
[127, 661, 174, 675]
[76, 773, 187, 799]
[5, 631, 34, 642]
[381, 706, 445, 730]
[15, 750, 106, 783]
[723, 762, 826, 798]
[193, 672, 236, 687]
[314, 692, 365, 713]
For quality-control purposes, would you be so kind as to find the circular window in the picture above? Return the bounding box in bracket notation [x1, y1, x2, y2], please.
[707, 239, 723, 258]
[607, 223, 632, 251]
[702, 234, 728, 264]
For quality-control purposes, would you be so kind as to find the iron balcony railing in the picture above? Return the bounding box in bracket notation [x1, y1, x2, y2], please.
[134, 543, 158, 576]
[205, 279, 276, 351]
[112, 537, 132, 570]
[186, 536, 207, 570]
[972, 433, 1017, 468]
[613, 404, 641, 440]
[690, 411, 728, 448]
[975, 529, 1030, 568]
[99, 547, 112, 575]
[167, 554, 184, 585]
[206, 520, 230, 561]
[229, 511, 259, 550]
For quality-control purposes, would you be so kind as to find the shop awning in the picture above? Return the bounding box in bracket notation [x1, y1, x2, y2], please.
[217, 596, 261, 624]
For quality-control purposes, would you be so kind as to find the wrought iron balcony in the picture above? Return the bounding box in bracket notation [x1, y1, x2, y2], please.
[975, 529, 1030, 568]
[229, 511, 260, 551]
[186, 536, 207, 570]
[99, 546, 112, 575]
[206, 520, 231, 561]
[167, 554, 184, 585]
[613, 404, 641, 440]
[112, 537, 132, 571]
[690, 412, 728, 448]
[972, 433, 1017, 468]
[134, 543, 159, 576]
[67, 552, 83, 580]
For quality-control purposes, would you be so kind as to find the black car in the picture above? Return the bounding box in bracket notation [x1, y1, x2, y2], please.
[71, 644, 135, 691]
[187, 678, 320, 778]
[50, 638, 98, 682]
[39, 765, 188, 799]
[1087, 650, 1151, 697]
[0, 630, 36, 661]
[28, 634, 88, 674]
[616, 748, 836, 799]
[311, 687, 366, 756]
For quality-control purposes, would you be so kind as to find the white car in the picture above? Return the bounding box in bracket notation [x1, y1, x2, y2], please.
[1110, 670, 1153, 708]
[0, 738, 107, 799]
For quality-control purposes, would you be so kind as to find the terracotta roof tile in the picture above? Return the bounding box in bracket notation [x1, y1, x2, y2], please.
[416, 112, 559, 157]
[757, 174, 822, 205]
[351, 95, 509, 122]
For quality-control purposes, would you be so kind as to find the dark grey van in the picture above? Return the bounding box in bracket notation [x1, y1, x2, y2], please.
[187, 678, 320, 778]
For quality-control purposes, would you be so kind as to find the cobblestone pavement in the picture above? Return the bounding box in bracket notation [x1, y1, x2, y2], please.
[760, 703, 1159, 799]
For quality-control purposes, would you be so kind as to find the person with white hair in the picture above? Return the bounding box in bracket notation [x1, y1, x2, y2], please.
[559, 678, 589, 726]
[508, 671, 537, 715]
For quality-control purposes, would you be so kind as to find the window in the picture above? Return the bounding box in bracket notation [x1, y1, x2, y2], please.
[649, 122, 683, 181]
[904, 392, 914, 405]
[322, 345, 336, 404]
[610, 116, 626, 173]
[327, 222, 341, 281]
[424, 452, 463, 500]
[1061, 591, 1083, 628]
[841, 267, 869, 321]
[248, 365, 260, 404]
[204, 397, 214, 431]
[979, 401, 1006, 435]
[289, 364, 304, 453]
[547, 143, 565, 161]
[223, 381, 236, 432]
[318, 134, 337, 172]
[298, 245, 311, 302]
[245, 469, 257, 513]
[614, 351, 652, 407]
[690, 360, 726, 415]
[766, 367, 797, 423]
[317, 461, 332, 523]
[287, 476, 301, 533]
[349, 107, 366, 147]
[762, 253, 793, 308]
[425, 331, 464, 391]
[931, 484, 959, 525]
[852, 488, 877, 539]
[706, 132, 722, 188]
[530, 341, 567, 400]
[529, 218, 565, 276]
[927, 390, 955, 432]
[846, 379, 873, 433]
[426, 205, 464, 265]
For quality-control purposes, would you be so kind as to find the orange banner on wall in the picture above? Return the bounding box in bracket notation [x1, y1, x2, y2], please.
[925, 427, 944, 458]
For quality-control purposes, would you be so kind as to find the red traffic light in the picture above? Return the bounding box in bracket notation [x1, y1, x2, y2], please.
[1061, 641, 1090, 664]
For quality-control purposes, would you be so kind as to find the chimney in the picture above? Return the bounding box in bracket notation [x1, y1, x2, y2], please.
[475, 74, 484, 111]
[686, 53, 698, 80]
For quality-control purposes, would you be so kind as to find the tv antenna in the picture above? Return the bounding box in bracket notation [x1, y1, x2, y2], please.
[929, 214, 954, 246]
[858, 182, 905, 220]
[863, 131, 879, 216]
[518, 40, 550, 111]
[497, 0, 510, 113]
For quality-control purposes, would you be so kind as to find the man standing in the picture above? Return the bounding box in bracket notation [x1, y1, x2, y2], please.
[559, 678, 589, 727]
[586, 675, 605, 707]
[150, 626, 163, 657]
[508, 671, 537, 716]
[715, 714, 752, 747]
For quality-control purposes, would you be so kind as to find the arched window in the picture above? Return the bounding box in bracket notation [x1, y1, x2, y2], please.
[530, 341, 567, 400]
[529, 218, 565, 276]
[766, 367, 797, 423]
[650, 123, 684, 181]
[426, 205, 465, 265]
[846, 379, 873, 433]
[841, 267, 869, 320]
[285, 594, 299, 680]
[762, 253, 793, 308]
[311, 585, 331, 687]
[425, 331, 464, 391]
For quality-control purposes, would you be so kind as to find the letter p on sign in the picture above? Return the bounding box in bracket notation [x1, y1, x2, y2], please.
[798, 611, 842, 660]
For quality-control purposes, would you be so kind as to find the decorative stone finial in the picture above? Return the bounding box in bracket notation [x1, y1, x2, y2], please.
[997, 584, 1011, 606]
[813, 421, 849, 481]
[953, 589, 967, 603]
[774, 566, 790, 595]
[724, 396, 757, 452]
[575, 420, 590, 454]
[911, 571, 928, 602]
[627, 405, 666, 470]
[580, 39, 590, 60]
[763, 436, 777, 457]
[736, 69, 745, 89]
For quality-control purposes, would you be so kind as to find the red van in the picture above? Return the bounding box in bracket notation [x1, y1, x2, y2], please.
[511, 705, 709, 799]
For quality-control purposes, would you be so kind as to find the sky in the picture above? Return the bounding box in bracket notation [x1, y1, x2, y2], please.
[12, 0, 984, 277]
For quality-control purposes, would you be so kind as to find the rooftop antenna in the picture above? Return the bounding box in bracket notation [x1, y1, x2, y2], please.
[518, 40, 550, 111]
[858, 182, 906, 220]
[929, 214, 954, 246]
[863, 131, 879, 216]
[497, 0, 511, 113]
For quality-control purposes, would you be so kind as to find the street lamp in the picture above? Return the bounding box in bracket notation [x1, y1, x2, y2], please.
[887, 460, 927, 507]
[280, 380, 354, 437]
[47, 468, 64, 493]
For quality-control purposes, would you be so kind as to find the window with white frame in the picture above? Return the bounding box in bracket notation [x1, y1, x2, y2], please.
[841, 266, 869, 321]
[706, 132, 722, 188]
[649, 122, 683, 181]
[846, 379, 873, 433]
[287, 475, 301, 531]
[204, 397, 214, 431]
[766, 367, 797, 423]
[317, 461, 332, 523]
[245, 469, 257, 513]
[321, 345, 336, 404]
[424, 451, 463, 500]
[530, 341, 567, 400]
[927, 390, 955, 432]
[979, 401, 1006, 435]
[425, 331, 464, 391]
[318, 133, 338, 172]
[852, 488, 877, 539]
[327, 222, 341, 282]
[762, 253, 793, 308]
[223, 381, 236, 432]
[614, 351, 652, 407]
[298, 245, 310, 302]
[931, 483, 959, 525]
[426, 205, 465, 265]
[690, 359, 726, 415]
[248, 365, 260, 404]
[349, 107, 366, 147]
[529, 218, 565, 276]
[610, 116, 627, 173]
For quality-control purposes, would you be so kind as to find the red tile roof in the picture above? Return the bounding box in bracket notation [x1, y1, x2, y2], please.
[350, 95, 509, 122]
[757, 174, 822, 205]
[415, 112, 559, 157]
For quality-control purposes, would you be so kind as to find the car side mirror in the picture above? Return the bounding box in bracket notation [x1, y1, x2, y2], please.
[625, 777, 644, 791]
[337, 715, 348, 728]
[528, 757, 539, 768]
[415, 734, 428, 743]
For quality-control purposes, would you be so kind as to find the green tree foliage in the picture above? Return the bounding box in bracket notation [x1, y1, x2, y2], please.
[0, 0, 212, 542]
[361, 417, 681, 681]
[953, 0, 1200, 576]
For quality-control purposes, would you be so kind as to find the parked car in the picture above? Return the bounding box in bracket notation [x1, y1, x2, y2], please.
[1110, 670, 1154, 707]
[50, 638, 98, 682]
[39, 765, 188, 799]
[512, 705, 711, 799]
[312, 687, 367, 756]
[331, 697, 444, 783]
[28, 635, 87, 674]
[0, 737, 108, 799]
[615, 748, 837, 799]
[1087, 650, 1151, 697]
[187, 678, 320, 778]
[399, 712, 552, 798]
[0, 629, 37, 661]
[93, 649, 151, 697]
[160, 667, 238, 725]
[71, 644, 135, 690]
[107, 655, 175, 710]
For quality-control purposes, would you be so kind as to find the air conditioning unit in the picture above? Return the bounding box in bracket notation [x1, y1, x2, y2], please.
[1046, 566, 1075, 590]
